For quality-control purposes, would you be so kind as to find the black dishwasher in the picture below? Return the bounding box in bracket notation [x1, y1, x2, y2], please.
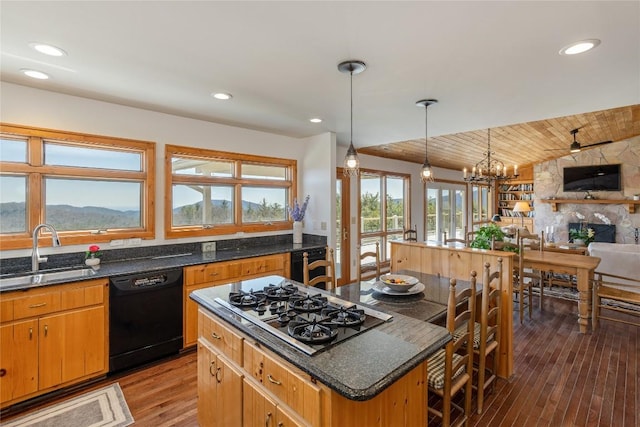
[290, 247, 327, 288]
[109, 268, 183, 373]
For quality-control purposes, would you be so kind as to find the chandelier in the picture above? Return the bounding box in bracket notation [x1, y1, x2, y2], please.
[462, 128, 518, 189]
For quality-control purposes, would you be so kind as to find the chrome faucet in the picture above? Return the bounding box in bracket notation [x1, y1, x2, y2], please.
[32, 224, 61, 272]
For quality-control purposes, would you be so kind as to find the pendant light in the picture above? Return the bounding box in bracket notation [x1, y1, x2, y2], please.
[416, 99, 438, 182]
[338, 60, 366, 176]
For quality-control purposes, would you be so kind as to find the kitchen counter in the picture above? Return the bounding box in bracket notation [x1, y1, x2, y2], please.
[0, 241, 324, 292]
[190, 274, 450, 401]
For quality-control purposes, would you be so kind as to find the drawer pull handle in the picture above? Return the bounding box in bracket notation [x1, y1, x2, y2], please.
[211, 332, 221, 340]
[29, 327, 33, 340]
[278, 423, 284, 427]
[215, 367, 222, 383]
[44, 325, 48, 337]
[29, 303, 47, 308]
[209, 360, 216, 377]
[209, 272, 219, 276]
[0, 368, 6, 377]
[267, 374, 281, 385]
[265, 411, 272, 427]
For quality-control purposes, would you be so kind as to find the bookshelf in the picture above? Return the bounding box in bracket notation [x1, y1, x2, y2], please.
[497, 180, 534, 231]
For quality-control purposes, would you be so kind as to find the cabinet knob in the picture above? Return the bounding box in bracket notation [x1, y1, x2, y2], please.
[0, 368, 6, 377]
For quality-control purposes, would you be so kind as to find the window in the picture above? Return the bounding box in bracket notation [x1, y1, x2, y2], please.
[166, 145, 296, 238]
[0, 124, 155, 249]
[471, 184, 491, 229]
[424, 182, 466, 241]
[359, 170, 410, 265]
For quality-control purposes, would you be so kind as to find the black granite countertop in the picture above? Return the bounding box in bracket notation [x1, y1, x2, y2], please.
[190, 275, 451, 401]
[0, 241, 325, 293]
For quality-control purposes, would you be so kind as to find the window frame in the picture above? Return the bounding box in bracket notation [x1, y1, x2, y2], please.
[358, 168, 411, 266]
[0, 123, 156, 250]
[165, 144, 297, 238]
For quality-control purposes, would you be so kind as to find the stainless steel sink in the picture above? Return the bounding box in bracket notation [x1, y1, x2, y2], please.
[0, 268, 97, 291]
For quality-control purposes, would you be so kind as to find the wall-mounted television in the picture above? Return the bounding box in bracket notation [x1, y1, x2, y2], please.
[563, 164, 621, 192]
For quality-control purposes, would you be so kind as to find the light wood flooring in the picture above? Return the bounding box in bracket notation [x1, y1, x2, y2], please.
[2, 296, 637, 426]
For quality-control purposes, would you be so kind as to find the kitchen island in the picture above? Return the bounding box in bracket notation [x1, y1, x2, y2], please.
[190, 275, 450, 427]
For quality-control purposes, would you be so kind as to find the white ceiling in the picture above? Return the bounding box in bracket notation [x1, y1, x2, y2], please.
[1, 1, 639, 151]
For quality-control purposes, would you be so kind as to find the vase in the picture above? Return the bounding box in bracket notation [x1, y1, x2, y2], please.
[293, 221, 303, 244]
[573, 239, 585, 246]
[85, 257, 101, 269]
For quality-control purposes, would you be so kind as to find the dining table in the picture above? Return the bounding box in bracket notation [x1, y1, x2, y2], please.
[522, 250, 601, 333]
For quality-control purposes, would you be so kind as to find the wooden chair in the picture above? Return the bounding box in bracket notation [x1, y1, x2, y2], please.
[303, 247, 335, 291]
[443, 228, 468, 246]
[403, 225, 418, 242]
[427, 278, 474, 427]
[357, 242, 381, 282]
[592, 272, 640, 330]
[514, 231, 544, 323]
[474, 260, 502, 415]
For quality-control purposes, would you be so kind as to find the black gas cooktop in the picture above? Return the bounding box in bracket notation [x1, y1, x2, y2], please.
[214, 280, 392, 355]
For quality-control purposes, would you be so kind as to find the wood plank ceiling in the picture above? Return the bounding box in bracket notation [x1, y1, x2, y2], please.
[358, 104, 640, 172]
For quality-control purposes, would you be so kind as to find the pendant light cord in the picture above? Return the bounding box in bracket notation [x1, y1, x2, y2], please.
[350, 69, 354, 146]
[424, 104, 429, 163]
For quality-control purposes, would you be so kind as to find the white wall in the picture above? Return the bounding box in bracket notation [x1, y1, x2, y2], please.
[0, 82, 330, 258]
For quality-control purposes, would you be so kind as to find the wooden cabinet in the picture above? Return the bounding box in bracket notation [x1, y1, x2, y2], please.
[243, 377, 308, 427]
[244, 340, 321, 426]
[197, 338, 243, 427]
[184, 253, 290, 348]
[0, 279, 108, 408]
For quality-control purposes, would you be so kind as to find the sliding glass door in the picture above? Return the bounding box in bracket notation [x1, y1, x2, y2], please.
[425, 182, 466, 241]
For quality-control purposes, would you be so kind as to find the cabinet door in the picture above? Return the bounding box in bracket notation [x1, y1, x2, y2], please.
[0, 320, 38, 404]
[39, 306, 105, 389]
[276, 405, 308, 427]
[244, 377, 278, 427]
[197, 339, 217, 427]
[216, 354, 243, 427]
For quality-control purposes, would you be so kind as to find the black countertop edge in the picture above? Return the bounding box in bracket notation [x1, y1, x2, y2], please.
[190, 291, 451, 401]
[0, 242, 325, 293]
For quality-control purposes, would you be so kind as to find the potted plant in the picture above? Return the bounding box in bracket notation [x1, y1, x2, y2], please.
[469, 223, 519, 252]
[288, 195, 310, 244]
[569, 227, 595, 246]
[85, 244, 102, 269]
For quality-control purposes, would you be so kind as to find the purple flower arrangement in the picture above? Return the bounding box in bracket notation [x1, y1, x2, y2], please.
[288, 195, 310, 221]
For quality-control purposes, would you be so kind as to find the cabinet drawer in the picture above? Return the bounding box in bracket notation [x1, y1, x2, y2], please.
[185, 262, 242, 286]
[198, 308, 243, 365]
[243, 340, 321, 426]
[241, 255, 285, 277]
[60, 280, 106, 310]
[12, 292, 61, 320]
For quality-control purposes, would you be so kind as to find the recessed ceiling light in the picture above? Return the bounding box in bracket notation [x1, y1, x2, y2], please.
[21, 69, 49, 80]
[29, 42, 67, 57]
[559, 39, 601, 55]
[212, 92, 232, 100]
[309, 118, 322, 123]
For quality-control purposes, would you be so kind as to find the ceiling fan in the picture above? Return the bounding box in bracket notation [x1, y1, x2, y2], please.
[546, 128, 613, 153]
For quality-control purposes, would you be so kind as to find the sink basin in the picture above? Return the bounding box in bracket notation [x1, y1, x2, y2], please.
[0, 268, 97, 291]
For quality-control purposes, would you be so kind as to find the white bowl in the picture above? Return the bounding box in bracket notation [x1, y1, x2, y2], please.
[380, 274, 419, 292]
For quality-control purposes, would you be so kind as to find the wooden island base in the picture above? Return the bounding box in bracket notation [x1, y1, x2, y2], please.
[198, 307, 428, 427]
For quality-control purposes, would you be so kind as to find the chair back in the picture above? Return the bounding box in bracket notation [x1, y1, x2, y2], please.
[480, 259, 502, 355]
[446, 277, 474, 371]
[357, 242, 381, 282]
[303, 247, 336, 291]
[403, 225, 418, 242]
[443, 227, 468, 246]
